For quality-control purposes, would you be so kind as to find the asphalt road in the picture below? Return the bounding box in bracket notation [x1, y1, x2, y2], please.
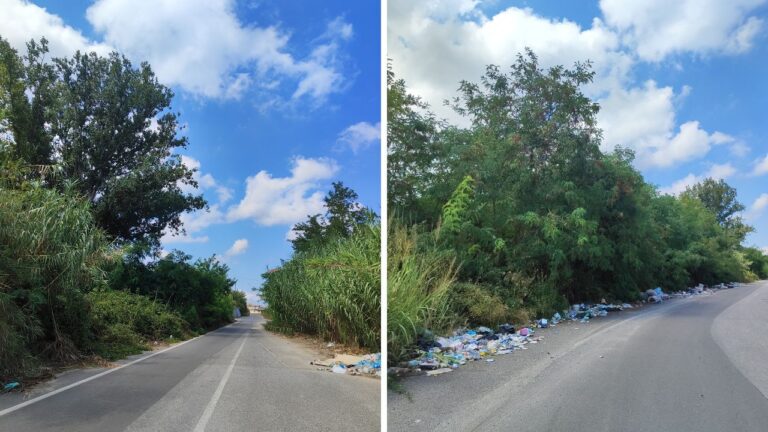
[0, 315, 379, 432]
[389, 281, 768, 432]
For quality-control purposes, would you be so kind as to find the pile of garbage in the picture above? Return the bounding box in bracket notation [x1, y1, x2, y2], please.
[312, 353, 381, 377]
[398, 302, 636, 376]
[2, 381, 20, 393]
[565, 302, 634, 323]
[395, 282, 741, 377]
[399, 323, 548, 377]
[671, 282, 737, 298]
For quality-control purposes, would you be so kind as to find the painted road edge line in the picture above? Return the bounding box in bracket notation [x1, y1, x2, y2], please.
[193, 321, 251, 432]
[0, 320, 241, 418]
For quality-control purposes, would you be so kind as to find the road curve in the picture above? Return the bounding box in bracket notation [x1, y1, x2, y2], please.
[0, 316, 379, 432]
[389, 281, 768, 432]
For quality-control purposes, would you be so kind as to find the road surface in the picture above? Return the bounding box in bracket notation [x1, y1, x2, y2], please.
[0, 316, 379, 432]
[389, 281, 768, 432]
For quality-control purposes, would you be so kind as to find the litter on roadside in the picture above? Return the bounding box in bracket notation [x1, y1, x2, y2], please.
[313, 353, 381, 377]
[2, 382, 20, 392]
[397, 281, 740, 377]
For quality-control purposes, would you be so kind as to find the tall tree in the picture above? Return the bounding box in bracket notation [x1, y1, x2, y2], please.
[682, 178, 745, 227]
[0, 38, 205, 246]
[291, 182, 372, 253]
[387, 63, 443, 221]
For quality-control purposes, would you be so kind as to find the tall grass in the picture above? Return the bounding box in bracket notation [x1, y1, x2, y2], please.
[387, 222, 457, 364]
[0, 183, 112, 378]
[260, 223, 380, 351]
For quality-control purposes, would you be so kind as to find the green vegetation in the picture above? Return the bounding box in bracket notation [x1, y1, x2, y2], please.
[260, 184, 381, 351]
[387, 52, 767, 363]
[0, 38, 239, 382]
[387, 222, 455, 363]
[108, 250, 238, 333]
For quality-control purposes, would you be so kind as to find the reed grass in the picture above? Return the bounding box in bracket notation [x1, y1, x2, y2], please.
[260, 223, 380, 351]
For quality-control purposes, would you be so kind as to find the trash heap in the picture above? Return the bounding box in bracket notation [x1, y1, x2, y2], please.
[400, 302, 634, 376]
[405, 325, 541, 375]
[671, 282, 737, 298]
[397, 283, 740, 377]
[312, 353, 381, 377]
[565, 302, 633, 323]
[2, 381, 20, 393]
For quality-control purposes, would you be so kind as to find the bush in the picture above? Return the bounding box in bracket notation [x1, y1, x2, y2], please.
[450, 283, 510, 327]
[261, 223, 380, 350]
[108, 251, 236, 332]
[87, 289, 190, 360]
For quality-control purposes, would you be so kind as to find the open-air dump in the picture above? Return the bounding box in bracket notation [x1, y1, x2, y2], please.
[312, 353, 382, 377]
[390, 283, 740, 378]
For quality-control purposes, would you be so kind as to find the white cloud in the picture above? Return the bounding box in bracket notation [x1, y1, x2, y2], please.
[659, 163, 737, 195]
[180, 155, 234, 204]
[161, 204, 224, 244]
[85, 0, 352, 101]
[326, 16, 354, 40]
[752, 154, 768, 176]
[597, 81, 733, 168]
[0, 0, 111, 57]
[162, 233, 209, 244]
[745, 193, 768, 221]
[389, 1, 748, 171]
[0, 0, 352, 103]
[226, 156, 338, 225]
[707, 163, 738, 179]
[599, 0, 766, 61]
[336, 121, 381, 152]
[389, 3, 633, 125]
[225, 238, 249, 257]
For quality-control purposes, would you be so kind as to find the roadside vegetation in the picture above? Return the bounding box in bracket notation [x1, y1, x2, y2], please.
[0, 37, 247, 382]
[260, 183, 381, 351]
[387, 51, 768, 363]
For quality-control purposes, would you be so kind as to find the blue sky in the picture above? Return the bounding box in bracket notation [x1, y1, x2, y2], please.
[389, 0, 768, 252]
[1, 0, 380, 302]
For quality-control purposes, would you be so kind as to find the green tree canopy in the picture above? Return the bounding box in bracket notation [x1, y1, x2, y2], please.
[0, 37, 205, 247]
[291, 182, 374, 253]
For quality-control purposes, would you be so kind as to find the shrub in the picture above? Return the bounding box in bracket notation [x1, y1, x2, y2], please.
[87, 289, 189, 346]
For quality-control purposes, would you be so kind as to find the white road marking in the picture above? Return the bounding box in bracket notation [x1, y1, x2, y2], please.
[0, 321, 241, 418]
[193, 322, 251, 432]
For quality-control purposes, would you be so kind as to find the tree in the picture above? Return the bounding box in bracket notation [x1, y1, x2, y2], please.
[290, 182, 372, 253]
[682, 179, 745, 226]
[0, 38, 55, 166]
[387, 63, 444, 221]
[232, 290, 250, 317]
[0, 38, 205, 247]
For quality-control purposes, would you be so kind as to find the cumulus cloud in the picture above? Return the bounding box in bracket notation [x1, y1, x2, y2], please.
[595, 81, 732, 167]
[599, 0, 766, 61]
[389, 2, 633, 124]
[85, 0, 351, 101]
[0, 0, 351, 103]
[179, 155, 235, 204]
[389, 1, 753, 170]
[745, 193, 768, 221]
[0, 0, 111, 57]
[226, 156, 338, 225]
[752, 154, 768, 176]
[660, 163, 737, 195]
[225, 238, 249, 257]
[161, 204, 225, 244]
[336, 121, 381, 152]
